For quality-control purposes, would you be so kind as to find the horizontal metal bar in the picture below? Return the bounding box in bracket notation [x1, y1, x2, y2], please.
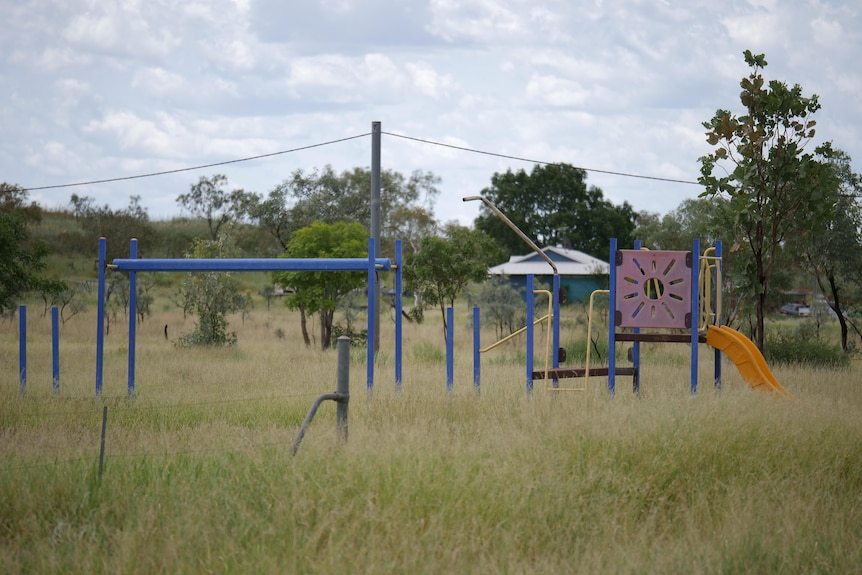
[531, 367, 637, 379]
[614, 333, 707, 343]
[110, 258, 392, 273]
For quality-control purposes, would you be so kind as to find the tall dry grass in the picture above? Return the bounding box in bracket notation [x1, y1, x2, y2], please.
[1, 300, 861, 574]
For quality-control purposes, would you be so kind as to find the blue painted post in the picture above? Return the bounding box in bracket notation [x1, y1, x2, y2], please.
[608, 238, 618, 396]
[18, 305, 26, 396]
[690, 238, 701, 395]
[526, 274, 534, 395]
[96, 237, 107, 396]
[552, 274, 561, 389]
[128, 238, 137, 398]
[473, 306, 480, 394]
[366, 238, 376, 394]
[446, 307, 454, 395]
[714, 240, 723, 391]
[395, 240, 403, 393]
[632, 240, 642, 395]
[52, 306, 60, 395]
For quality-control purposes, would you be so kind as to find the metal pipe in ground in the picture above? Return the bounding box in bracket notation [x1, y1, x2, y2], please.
[292, 336, 351, 456]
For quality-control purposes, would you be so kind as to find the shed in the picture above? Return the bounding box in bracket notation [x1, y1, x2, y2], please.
[488, 246, 610, 303]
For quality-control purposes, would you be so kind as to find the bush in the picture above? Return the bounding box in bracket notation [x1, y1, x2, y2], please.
[764, 321, 849, 369]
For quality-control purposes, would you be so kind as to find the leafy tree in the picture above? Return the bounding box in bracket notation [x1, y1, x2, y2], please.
[790, 150, 862, 352]
[0, 184, 65, 313]
[470, 276, 526, 339]
[698, 50, 841, 351]
[176, 174, 257, 241]
[175, 235, 248, 347]
[404, 224, 504, 340]
[271, 221, 368, 350]
[634, 197, 731, 251]
[474, 163, 636, 259]
[71, 194, 155, 262]
[254, 166, 440, 257]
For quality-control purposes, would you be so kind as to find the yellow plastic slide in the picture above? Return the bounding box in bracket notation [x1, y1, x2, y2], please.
[705, 325, 793, 398]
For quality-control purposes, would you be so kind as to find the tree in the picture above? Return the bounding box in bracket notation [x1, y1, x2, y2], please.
[404, 224, 504, 340]
[71, 194, 155, 262]
[698, 50, 841, 351]
[474, 163, 636, 259]
[0, 184, 65, 313]
[791, 150, 862, 352]
[271, 221, 368, 350]
[175, 235, 248, 347]
[176, 174, 256, 241]
[634, 197, 729, 251]
[256, 165, 440, 257]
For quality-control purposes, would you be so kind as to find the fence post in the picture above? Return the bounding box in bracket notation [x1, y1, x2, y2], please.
[52, 306, 60, 395]
[19, 305, 26, 396]
[336, 336, 350, 443]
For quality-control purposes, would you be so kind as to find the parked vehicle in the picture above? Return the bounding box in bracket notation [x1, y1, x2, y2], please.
[779, 303, 811, 317]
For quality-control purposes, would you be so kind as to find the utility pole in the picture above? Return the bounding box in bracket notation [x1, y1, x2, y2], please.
[371, 121, 381, 353]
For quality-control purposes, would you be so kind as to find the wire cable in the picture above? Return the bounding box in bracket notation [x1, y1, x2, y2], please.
[382, 131, 701, 185]
[21, 133, 372, 192]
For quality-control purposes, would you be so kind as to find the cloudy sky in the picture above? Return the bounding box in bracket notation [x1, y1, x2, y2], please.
[2, 0, 860, 227]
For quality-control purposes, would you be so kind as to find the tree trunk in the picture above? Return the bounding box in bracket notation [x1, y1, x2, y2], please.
[755, 290, 766, 352]
[320, 310, 332, 350]
[827, 273, 850, 352]
[299, 305, 311, 347]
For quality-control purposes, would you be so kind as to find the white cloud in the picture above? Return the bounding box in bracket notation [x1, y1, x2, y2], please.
[0, 0, 859, 225]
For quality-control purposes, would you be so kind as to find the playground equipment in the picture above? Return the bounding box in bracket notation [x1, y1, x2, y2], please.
[94, 237, 403, 397]
[475, 237, 791, 398]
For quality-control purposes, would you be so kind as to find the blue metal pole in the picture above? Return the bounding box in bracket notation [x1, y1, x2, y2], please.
[632, 239, 642, 395]
[18, 305, 26, 396]
[473, 306, 480, 394]
[128, 238, 137, 398]
[690, 238, 701, 395]
[395, 240, 403, 393]
[446, 307, 454, 395]
[552, 274, 561, 389]
[608, 238, 618, 396]
[714, 240, 723, 391]
[526, 274, 534, 395]
[366, 238, 376, 394]
[110, 258, 391, 272]
[52, 306, 59, 395]
[96, 237, 106, 397]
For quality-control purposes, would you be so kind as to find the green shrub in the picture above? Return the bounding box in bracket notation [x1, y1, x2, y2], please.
[765, 321, 849, 369]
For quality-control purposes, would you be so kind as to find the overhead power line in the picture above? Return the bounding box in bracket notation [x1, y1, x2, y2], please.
[382, 131, 700, 185]
[21, 129, 700, 193]
[21, 133, 372, 192]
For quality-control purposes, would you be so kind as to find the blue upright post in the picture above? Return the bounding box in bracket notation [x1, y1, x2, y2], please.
[714, 240, 723, 391]
[608, 238, 618, 396]
[96, 237, 106, 397]
[128, 238, 137, 398]
[551, 274, 561, 389]
[526, 274, 534, 395]
[690, 238, 701, 395]
[632, 240, 642, 395]
[473, 306, 481, 394]
[18, 305, 26, 397]
[446, 307, 454, 395]
[366, 237, 376, 394]
[395, 240, 403, 393]
[51, 306, 60, 395]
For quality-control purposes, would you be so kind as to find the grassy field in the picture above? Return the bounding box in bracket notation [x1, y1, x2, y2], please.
[2, 299, 861, 574]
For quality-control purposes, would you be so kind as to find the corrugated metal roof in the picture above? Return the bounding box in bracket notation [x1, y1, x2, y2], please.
[489, 246, 609, 276]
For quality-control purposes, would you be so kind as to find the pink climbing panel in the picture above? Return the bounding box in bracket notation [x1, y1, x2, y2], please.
[615, 250, 692, 329]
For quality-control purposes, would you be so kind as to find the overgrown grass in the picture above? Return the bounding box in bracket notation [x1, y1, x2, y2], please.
[2, 301, 861, 574]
